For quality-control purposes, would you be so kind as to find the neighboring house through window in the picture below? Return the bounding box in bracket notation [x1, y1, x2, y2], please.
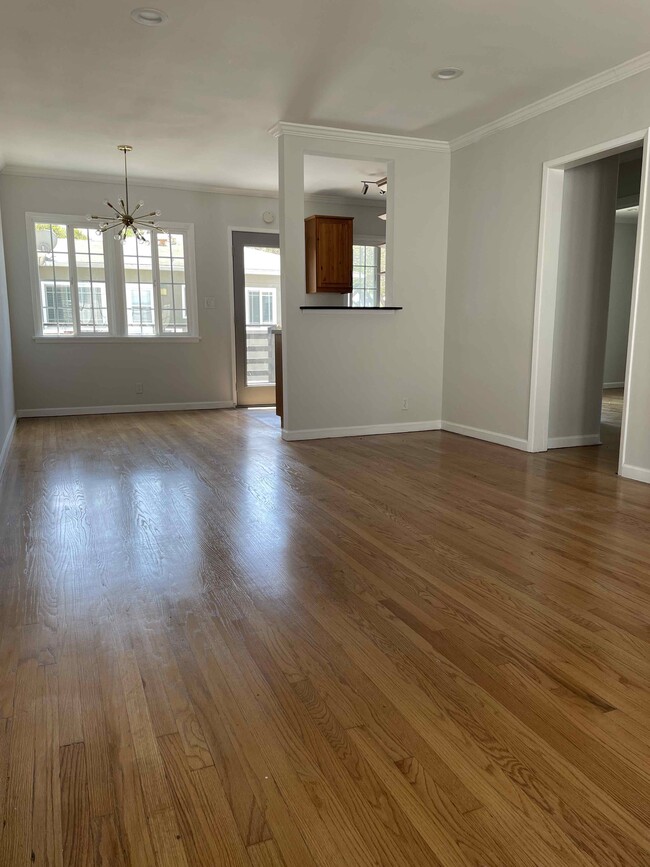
[42, 281, 73, 333]
[246, 288, 276, 325]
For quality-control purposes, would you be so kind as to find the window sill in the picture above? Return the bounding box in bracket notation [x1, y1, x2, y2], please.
[33, 335, 201, 344]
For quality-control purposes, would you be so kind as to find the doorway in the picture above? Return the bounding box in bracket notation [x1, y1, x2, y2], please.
[600, 182, 640, 453]
[231, 231, 281, 407]
[528, 130, 647, 478]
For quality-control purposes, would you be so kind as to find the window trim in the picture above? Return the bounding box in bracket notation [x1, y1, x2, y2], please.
[26, 213, 199, 341]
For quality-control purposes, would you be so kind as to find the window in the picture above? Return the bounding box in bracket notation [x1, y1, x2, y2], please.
[246, 288, 276, 325]
[75, 228, 109, 333]
[28, 215, 197, 339]
[351, 243, 386, 307]
[122, 230, 190, 335]
[122, 231, 156, 336]
[157, 232, 188, 334]
[33, 222, 107, 335]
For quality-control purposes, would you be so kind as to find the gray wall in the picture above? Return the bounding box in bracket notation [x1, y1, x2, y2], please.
[603, 219, 637, 386]
[0, 199, 15, 460]
[279, 132, 450, 437]
[0, 173, 384, 413]
[548, 158, 618, 443]
[443, 66, 650, 477]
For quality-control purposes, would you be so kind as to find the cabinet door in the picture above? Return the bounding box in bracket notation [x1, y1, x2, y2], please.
[317, 219, 352, 291]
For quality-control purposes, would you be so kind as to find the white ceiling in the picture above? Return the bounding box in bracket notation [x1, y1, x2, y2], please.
[304, 156, 387, 199]
[3, 0, 650, 190]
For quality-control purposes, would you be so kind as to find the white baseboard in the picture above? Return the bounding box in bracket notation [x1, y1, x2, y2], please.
[603, 382, 624, 389]
[619, 463, 650, 484]
[16, 401, 235, 419]
[547, 433, 601, 449]
[441, 420, 529, 452]
[0, 416, 17, 480]
[282, 420, 442, 442]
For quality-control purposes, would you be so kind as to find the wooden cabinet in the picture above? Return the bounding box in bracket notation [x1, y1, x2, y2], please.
[305, 215, 353, 293]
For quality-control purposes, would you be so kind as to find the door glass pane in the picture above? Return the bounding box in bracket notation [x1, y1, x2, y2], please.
[243, 246, 281, 386]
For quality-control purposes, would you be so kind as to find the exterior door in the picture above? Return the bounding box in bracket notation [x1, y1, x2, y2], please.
[232, 231, 281, 406]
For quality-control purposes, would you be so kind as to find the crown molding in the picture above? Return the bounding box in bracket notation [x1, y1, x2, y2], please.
[450, 50, 650, 151]
[270, 121, 449, 152]
[0, 164, 385, 208]
[0, 164, 280, 198]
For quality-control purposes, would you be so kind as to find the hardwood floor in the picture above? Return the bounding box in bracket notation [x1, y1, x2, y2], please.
[2, 407, 650, 865]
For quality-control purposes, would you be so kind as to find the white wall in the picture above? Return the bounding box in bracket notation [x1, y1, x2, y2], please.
[278, 130, 450, 437]
[0, 198, 15, 469]
[548, 158, 618, 444]
[444, 68, 650, 476]
[604, 219, 637, 386]
[0, 173, 384, 414]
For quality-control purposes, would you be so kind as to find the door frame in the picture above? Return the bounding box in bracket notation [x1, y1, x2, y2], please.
[527, 128, 648, 477]
[228, 227, 280, 406]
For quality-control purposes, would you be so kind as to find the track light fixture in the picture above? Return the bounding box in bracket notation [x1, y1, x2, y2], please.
[361, 177, 387, 195]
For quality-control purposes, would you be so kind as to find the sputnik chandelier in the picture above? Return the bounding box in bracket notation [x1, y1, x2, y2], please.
[88, 145, 162, 243]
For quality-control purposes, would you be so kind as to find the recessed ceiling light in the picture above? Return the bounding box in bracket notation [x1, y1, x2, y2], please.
[130, 7, 169, 26]
[433, 67, 464, 81]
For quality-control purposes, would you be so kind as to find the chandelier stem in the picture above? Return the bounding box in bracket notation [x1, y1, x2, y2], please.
[123, 148, 130, 214]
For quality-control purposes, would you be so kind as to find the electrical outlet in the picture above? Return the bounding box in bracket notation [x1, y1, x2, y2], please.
[204, 297, 216, 309]
[135, 383, 144, 395]
[402, 398, 408, 411]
